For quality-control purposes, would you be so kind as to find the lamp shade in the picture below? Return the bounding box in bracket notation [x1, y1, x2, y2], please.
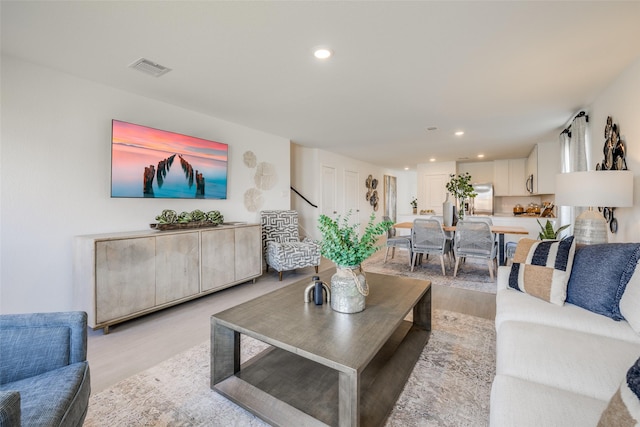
[555, 171, 633, 208]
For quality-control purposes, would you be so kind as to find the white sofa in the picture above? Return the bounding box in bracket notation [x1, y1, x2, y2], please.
[490, 265, 640, 426]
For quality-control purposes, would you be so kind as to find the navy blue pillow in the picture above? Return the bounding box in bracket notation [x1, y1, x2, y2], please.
[598, 356, 640, 425]
[566, 243, 640, 320]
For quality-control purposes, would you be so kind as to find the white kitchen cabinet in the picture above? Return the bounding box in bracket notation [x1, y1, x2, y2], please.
[526, 145, 538, 194]
[509, 158, 526, 195]
[525, 142, 561, 195]
[537, 142, 561, 194]
[457, 161, 494, 184]
[74, 224, 261, 333]
[494, 160, 509, 196]
[494, 159, 527, 196]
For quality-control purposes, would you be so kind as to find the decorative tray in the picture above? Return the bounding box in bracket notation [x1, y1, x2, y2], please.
[150, 222, 220, 231]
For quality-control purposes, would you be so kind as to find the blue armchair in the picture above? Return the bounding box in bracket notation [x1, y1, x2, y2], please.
[0, 311, 91, 427]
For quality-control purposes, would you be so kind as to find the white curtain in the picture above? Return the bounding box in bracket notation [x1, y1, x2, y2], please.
[558, 114, 589, 232]
[570, 115, 588, 172]
[559, 131, 572, 230]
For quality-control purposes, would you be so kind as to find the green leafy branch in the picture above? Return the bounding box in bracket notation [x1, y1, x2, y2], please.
[318, 211, 392, 267]
[445, 172, 477, 200]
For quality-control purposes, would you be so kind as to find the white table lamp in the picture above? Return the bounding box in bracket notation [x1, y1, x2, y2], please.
[555, 170, 633, 245]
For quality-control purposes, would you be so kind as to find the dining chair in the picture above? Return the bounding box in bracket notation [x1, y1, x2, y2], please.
[410, 217, 452, 275]
[383, 216, 412, 265]
[453, 220, 497, 279]
[505, 240, 518, 266]
[462, 215, 493, 225]
[433, 215, 455, 244]
[463, 215, 498, 252]
[432, 214, 455, 263]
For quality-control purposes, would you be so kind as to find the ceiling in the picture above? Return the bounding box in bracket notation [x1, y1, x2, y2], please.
[3, 1, 640, 169]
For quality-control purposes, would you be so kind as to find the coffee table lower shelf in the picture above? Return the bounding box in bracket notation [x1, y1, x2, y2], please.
[213, 321, 429, 427]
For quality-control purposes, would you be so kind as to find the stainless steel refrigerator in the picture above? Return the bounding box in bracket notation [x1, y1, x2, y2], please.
[471, 183, 494, 215]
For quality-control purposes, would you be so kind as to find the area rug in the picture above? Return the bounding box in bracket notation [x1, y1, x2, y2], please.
[363, 249, 497, 294]
[85, 310, 495, 427]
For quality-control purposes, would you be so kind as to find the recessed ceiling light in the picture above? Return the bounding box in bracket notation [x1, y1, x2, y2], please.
[404, 167, 410, 170]
[478, 154, 485, 158]
[455, 131, 465, 136]
[429, 158, 436, 162]
[313, 48, 333, 59]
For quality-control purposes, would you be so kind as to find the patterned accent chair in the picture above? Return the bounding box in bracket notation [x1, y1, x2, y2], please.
[0, 311, 91, 427]
[260, 210, 321, 281]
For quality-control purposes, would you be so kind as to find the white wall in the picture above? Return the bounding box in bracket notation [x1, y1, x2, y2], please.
[416, 161, 457, 213]
[291, 144, 395, 240]
[394, 169, 418, 216]
[291, 143, 319, 238]
[0, 56, 291, 313]
[587, 57, 640, 243]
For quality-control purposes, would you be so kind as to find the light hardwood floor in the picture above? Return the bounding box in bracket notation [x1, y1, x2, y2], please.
[87, 259, 496, 393]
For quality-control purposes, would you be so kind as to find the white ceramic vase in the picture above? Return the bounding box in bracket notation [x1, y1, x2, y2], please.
[330, 266, 368, 313]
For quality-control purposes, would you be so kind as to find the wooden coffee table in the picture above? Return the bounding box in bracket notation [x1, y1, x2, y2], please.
[210, 270, 431, 427]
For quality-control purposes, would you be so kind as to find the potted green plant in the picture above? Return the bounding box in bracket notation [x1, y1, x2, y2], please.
[318, 211, 392, 268]
[445, 172, 477, 219]
[410, 197, 418, 214]
[318, 212, 392, 313]
[537, 219, 571, 240]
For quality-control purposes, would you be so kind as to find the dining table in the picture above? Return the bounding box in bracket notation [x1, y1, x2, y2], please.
[393, 221, 529, 266]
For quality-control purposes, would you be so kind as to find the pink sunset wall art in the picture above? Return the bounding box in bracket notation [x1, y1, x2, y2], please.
[111, 120, 228, 199]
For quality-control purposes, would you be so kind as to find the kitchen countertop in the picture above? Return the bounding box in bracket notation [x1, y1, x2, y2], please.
[492, 213, 555, 218]
[398, 213, 555, 219]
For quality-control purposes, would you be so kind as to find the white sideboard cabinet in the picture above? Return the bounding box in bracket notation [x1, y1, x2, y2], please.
[74, 224, 261, 333]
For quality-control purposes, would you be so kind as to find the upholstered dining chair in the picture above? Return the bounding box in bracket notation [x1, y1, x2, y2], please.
[260, 210, 320, 281]
[453, 220, 497, 280]
[410, 217, 452, 275]
[383, 215, 412, 265]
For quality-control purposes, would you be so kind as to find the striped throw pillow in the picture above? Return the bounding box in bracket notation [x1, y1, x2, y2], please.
[598, 357, 640, 426]
[508, 237, 576, 305]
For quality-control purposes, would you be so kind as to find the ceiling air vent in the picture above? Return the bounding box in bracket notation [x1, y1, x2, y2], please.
[128, 58, 171, 77]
